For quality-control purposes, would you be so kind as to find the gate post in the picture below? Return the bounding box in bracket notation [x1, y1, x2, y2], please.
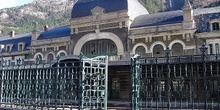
[131, 54, 141, 110]
[79, 53, 83, 110]
[216, 43, 220, 109]
[200, 44, 207, 110]
[165, 47, 171, 110]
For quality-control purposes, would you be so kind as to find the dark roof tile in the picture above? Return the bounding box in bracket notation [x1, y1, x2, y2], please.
[0, 33, 31, 53]
[131, 10, 183, 28]
[71, 0, 128, 19]
[37, 26, 70, 40]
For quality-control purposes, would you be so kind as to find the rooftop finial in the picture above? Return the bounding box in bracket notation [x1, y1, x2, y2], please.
[184, 0, 192, 9]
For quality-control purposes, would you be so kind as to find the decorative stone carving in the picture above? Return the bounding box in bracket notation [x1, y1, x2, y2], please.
[91, 6, 104, 21]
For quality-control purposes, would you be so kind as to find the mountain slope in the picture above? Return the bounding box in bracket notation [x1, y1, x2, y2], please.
[0, 0, 75, 36]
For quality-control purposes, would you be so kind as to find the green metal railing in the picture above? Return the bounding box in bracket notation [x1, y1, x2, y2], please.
[0, 55, 108, 110]
[131, 44, 220, 110]
[131, 54, 141, 110]
[80, 56, 108, 110]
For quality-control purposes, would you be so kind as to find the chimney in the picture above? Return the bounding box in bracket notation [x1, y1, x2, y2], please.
[32, 22, 40, 41]
[9, 30, 15, 37]
[44, 25, 49, 31]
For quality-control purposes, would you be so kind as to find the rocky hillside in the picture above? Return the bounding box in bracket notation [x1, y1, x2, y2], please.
[142, 0, 220, 13]
[0, 0, 76, 36]
[0, 0, 220, 36]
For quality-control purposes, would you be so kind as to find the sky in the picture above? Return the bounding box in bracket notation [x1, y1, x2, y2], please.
[0, 0, 34, 9]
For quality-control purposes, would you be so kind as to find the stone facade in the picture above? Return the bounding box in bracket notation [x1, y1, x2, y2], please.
[0, 0, 220, 64]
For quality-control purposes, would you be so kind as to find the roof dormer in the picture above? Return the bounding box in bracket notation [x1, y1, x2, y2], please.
[5, 44, 13, 52]
[209, 19, 220, 31]
[18, 42, 26, 51]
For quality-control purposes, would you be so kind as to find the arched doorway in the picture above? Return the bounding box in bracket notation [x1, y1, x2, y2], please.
[73, 32, 124, 56]
[81, 39, 117, 58]
[34, 53, 43, 64]
[135, 46, 146, 57]
[47, 53, 54, 63]
[172, 43, 183, 56]
[153, 44, 165, 57]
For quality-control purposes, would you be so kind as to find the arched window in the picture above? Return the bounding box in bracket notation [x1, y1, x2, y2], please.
[47, 53, 54, 63]
[135, 46, 146, 57]
[59, 52, 66, 57]
[35, 54, 43, 64]
[172, 43, 183, 56]
[153, 44, 165, 57]
[81, 39, 117, 57]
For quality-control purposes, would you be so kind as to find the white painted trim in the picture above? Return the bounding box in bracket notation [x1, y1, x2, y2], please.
[34, 52, 44, 60]
[149, 41, 166, 53]
[57, 50, 67, 56]
[132, 43, 148, 54]
[73, 32, 124, 55]
[168, 40, 186, 49]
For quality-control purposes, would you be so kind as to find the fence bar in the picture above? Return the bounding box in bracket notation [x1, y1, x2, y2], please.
[131, 54, 140, 110]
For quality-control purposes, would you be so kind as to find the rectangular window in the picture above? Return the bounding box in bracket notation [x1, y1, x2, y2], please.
[7, 60, 11, 66]
[18, 44, 23, 51]
[6, 46, 10, 52]
[212, 22, 219, 31]
[216, 43, 219, 54]
[209, 44, 213, 54]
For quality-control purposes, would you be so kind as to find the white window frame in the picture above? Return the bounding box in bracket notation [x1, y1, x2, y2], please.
[209, 19, 220, 31]
[3, 57, 12, 66]
[15, 56, 25, 65]
[18, 42, 26, 51]
[5, 44, 13, 52]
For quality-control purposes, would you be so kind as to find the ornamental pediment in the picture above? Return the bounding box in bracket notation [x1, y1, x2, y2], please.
[91, 6, 104, 15]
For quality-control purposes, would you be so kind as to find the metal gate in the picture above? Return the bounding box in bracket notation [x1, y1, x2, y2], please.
[0, 55, 108, 110]
[131, 45, 220, 110]
[80, 56, 108, 110]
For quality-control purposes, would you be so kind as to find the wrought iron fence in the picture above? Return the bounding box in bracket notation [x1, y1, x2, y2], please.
[0, 55, 108, 110]
[131, 44, 220, 110]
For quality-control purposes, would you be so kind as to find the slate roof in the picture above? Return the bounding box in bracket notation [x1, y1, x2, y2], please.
[131, 6, 220, 32]
[71, 0, 128, 19]
[0, 33, 32, 53]
[130, 10, 183, 28]
[193, 7, 220, 33]
[37, 26, 71, 40]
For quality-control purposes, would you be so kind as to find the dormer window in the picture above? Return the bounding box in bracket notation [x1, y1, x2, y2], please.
[6, 46, 10, 52]
[19, 44, 22, 51]
[212, 22, 219, 31]
[0, 44, 4, 52]
[18, 42, 25, 51]
[209, 19, 220, 31]
[5, 44, 13, 52]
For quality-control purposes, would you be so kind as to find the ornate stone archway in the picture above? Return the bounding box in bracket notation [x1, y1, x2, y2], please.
[132, 43, 148, 54]
[73, 32, 124, 55]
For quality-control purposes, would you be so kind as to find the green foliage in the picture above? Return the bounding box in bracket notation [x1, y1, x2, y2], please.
[1, 0, 220, 37]
[143, 0, 220, 13]
[144, 0, 165, 13]
[0, 6, 71, 36]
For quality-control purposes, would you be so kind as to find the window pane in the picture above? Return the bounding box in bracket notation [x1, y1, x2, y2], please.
[81, 39, 117, 57]
[212, 22, 219, 31]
